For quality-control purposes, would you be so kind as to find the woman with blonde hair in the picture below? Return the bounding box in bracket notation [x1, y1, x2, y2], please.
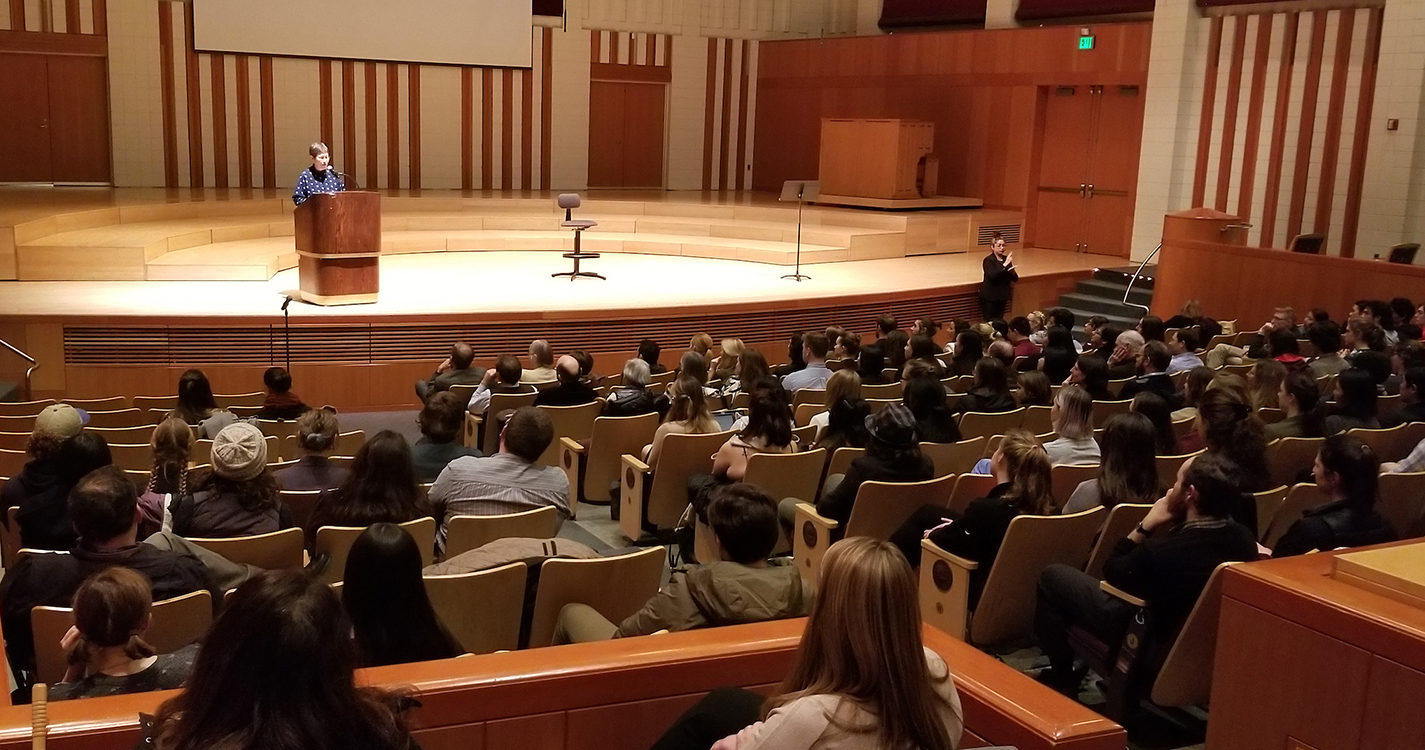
[808, 369, 862, 438]
[1042, 385, 1099, 466]
[645, 376, 720, 467]
[711, 339, 744, 381]
[140, 418, 193, 532]
[650, 537, 962, 750]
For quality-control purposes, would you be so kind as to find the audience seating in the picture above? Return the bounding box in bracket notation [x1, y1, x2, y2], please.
[62, 396, 128, 411]
[0, 432, 26, 452]
[1375, 471, 1425, 540]
[1256, 407, 1285, 425]
[424, 562, 527, 654]
[0, 449, 24, 481]
[741, 449, 826, 511]
[619, 430, 730, 542]
[1261, 483, 1330, 550]
[257, 418, 300, 445]
[1154, 451, 1203, 489]
[1084, 503, 1153, 578]
[31, 589, 213, 685]
[1021, 405, 1053, 435]
[107, 442, 154, 473]
[1346, 424, 1416, 463]
[790, 389, 825, 411]
[131, 395, 178, 411]
[1089, 400, 1133, 424]
[527, 546, 665, 648]
[920, 507, 1106, 646]
[1050, 464, 1099, 510]
[949, 472, 1000, 514]
[464, 391, 539, 453]
[214, 392, 265, 408]
[822, 447, 863, 487]
[559, 413, 660, 508]
[535, 401, 605, 467]
[860, 381, 902, 398]
[1171, 415, 1196, 440]
[279, 430, 365, 462]
[88, 424, 160, 444]
[1, 507, 20, 569]
[0, 400, 54, 418]
[959, 409, 1025, 438]
[0, 415, 37, 433]
[921, 437, 987, 478]
[790, 424, 816, 446]
[314, 517, 437, 585]
[85, 409, 155, 429]
[1251, 486, 1291, 543]
[187, 528, 306, 570]
[864, 397, 899, 413]
[792, 475, 956, 583]
[1266, 437, 1324, 489]
[278, 489, 323, 530]
[792, 402, 822, 428]
[443, 508, 562, 559]
[1375, 394, 1401, 417]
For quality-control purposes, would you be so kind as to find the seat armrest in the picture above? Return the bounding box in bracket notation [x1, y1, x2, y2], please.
[462, 413, 483, 450]
[559, 437, 588, 515]
[792, 502, 838, 584]
[619, 454, 652, 542]
[920, 538, 978, 641]
[1099, 581, 1147, 608]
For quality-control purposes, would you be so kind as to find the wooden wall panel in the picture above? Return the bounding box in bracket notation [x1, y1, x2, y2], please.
[43, 54, 110, 183]
[704, 37, 758, 191]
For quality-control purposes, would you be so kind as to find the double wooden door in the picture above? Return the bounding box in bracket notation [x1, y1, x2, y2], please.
[1032, 84, 1144, 257]
[588, 81, 666, 188]
[0, 53, 111, 183]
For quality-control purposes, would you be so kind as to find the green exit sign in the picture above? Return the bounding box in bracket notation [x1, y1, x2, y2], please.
[1079, 35, 1095, 50]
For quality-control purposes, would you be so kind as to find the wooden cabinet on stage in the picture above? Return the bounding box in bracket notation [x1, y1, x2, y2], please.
[818, 119, 936, 200]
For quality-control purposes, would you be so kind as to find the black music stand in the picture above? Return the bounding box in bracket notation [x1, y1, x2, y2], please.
[778, 180, 819, 282]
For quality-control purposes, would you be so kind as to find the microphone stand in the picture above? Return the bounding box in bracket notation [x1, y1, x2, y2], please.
[280, 296, 293, 372]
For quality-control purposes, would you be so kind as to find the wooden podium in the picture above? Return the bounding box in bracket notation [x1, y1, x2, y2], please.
[294, 191, 381, 306]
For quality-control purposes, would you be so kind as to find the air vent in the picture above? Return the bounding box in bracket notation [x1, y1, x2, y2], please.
[977, 224, 1022, 246]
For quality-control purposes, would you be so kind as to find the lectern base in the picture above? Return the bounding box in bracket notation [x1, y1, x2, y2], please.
[291, 290, 380, 306]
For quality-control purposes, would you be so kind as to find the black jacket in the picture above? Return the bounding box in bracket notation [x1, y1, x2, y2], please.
[1271, 499, 1398, 558]
[981, 253, 1018, 302]
[927, 484, 1020, 606]
[1118, 372, 1181, 408]
[954, 390, 1017, 415]
[602, 386, 659, 417]
[1377, 402, 1425, 429]
[1104, 519, 1257, 641]
[533, 381, 599, 407]
[3, 458, 79, 552]
[816, 452, 935, 527]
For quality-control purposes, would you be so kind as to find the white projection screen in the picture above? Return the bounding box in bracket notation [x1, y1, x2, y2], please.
[192, 0, 532, 68]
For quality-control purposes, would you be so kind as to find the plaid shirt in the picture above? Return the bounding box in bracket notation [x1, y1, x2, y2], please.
[429, 452, 570, 555]
[1394, 438, 1425, 474]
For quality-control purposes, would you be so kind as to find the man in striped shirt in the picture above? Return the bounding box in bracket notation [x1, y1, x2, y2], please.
[429, 407, 570, 556]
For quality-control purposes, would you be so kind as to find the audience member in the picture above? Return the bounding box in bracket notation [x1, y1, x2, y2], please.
[534, 354, 599, 406]
[257, 367, 311, 420]
[1083, 315, 1110, 349]
[557, 484, 811, 643]
[170, 423, 292, 538]
[520, 339, 557, 384]
[638, 339, 667, 375]
[1272, 435, 1397, 557]
[312, 431, 428, 549]
[171, 369, 238, 438]
[1043, 387, 1100, 466]
[1325, 367, 1381, 434]
[1307, 321, 1349, 378]
[342, 523, 462, 666]
[1, 466, 210, 675]
[903, 375, 961, 444]
[413, 342, 484, 402]
[649, 537, 961, 750]
[954, 358, 1016, 414]
[987, 339, 1017, 377]
[1064, 354, 1112, 400]
[948, 330, 983, 376]
[1247, 358, 1287, 411]
[645, 376, 720, 467]
[809, 369, 861, 438]
[1165, 328, 1204, 374]
[1131, 392, 1180, 456]
[1196, 387, 1273, 523]
[467, 354, 537, 416]
[1034, 454, 1258, 694]
[1062, 413, 1159, 514]
[1173, 366, 1215, 422]
[711, 339, 744, 381]
[857, 344, 888, 385]
[1038, 326, 1078, 383]
[50, 567, 198, 701]
[603, 358, 659, 417]
[1016, 370, 1053, 407]
[781, 332, 832, 392]
[3, 405, 87, 528]
[1164, 300, 1202, 329]
[1267, 370, 1328, 440]
[411, 393, 480, 483]
[872, 314, 898, 353]
[429, 407, 570, 555]
[1378, 366, 1425, 427]
[884, 329, 910, 374]
[1106, 330, 1145, 380]
[146, 569, 419, 750]
[273, 408, 349, 492]
[10, 410, 110, 551]
[813, 397, 870, 454]
[711, 388, 796, 482]
[689, 333, 715, 366]
[1008, 316, 1041, 358]
[722, 348, 770, 399]
[793, 404, 934, 534]
[1137, 315, 1166, 343]
[911, 317, 940, 339]
[141, 418, 193, 530]
[831, 331, 860, 370]
[772, 332, 806, 378]
[1118, 341, 1178, 406]
[1089, 322, 1119, 360]
[568, 349, 597, 383]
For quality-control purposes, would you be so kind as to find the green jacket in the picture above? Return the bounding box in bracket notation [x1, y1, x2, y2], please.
[615, 559, 813, 637]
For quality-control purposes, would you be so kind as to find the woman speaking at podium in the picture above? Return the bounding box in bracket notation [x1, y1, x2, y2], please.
[979, 231, 1017, 321]
[291, 141, 345, 206]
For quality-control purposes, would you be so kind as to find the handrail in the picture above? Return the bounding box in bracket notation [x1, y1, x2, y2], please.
[0, 337, 37, 401]
[1121, 243, 1160, 314]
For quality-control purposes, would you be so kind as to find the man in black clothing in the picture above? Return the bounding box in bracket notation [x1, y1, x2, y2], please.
[1, 466, 211, 676]
[1117, 341, 1180, 407]
[534, 355, 599, 407]
[1033, 454, 1258, 692]
[414, 341, 486, 401]
[872, 314, 898, 353]
[1379, 367, 1425, 428]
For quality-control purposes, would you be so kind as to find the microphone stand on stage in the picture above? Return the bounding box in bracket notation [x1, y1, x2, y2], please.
[778, 180, 819, 282]
[279, 295, 293, 372]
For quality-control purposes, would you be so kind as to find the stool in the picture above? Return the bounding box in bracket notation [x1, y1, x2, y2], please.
[552, 193, 604, 281]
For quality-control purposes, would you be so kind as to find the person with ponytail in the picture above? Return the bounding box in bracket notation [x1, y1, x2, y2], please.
[1193, 386, 1271, 533]
[50, 567, 197, 700]
[648, 538, 962, 750]
[644, 376, 721, 468]
[1266, 370, 1328, 440]
[273, 408, 348, 492]
[139, 418, 193, 533]
[1272, 435, 1397, 557]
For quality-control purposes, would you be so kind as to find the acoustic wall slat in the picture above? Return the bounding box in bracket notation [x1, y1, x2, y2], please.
[236, 54, 252, 189]
[702, 37, 717, 191]
[183, 4, 202, 188]
[1340, 7, 1383, 260]
[319, 60, 333, 149]
[1192, 16, 1224, 209]
[365, 62, 378, 190]
[259, 57, 275, 187]
[482, 68, 494, 190]
[90, 0, 102, 36]
[1237, 13, 1272, 222]
[408, 64, 420, 188]
[1313, 9, 1354, 238]
[1215, 15, 1248, 212]
[1285, 11, 1327, 242]
[210, 54, 228, 188]
[461, 68, 474, 190]
[387, 63, 400, 189]
[157, 2, 178, 187]
[541, 27, 553, 190]
[1260, 12, 1298, 248]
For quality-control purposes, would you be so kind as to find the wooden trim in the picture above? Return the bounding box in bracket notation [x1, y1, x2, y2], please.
[1215, 15, 1248, 212]
[735, 39, 751, 191]
[386, 63, 399, 189]
[341, 60, 356, 180]
[1340, 7, 1383, 259]
[64, 0, 79, 34]
[211, 55, 228, 188]
[319, 60, 333, 150]
[235, 54, 252, 189]
[0, 28, 105, 55]
[610, 29, 619, 65]
[663, 33, 672, 68]
[1313, 8, 1354, 237]
[1237, 13, 1272, 221]
[541, 27, 553, 190]
[590, 61, 671, 84]
[644, 31, 655, 66]
[157, 3, 178, 188]
[590, 28, 601, 65]
[1192, 16, 1224, 208]
[718, 39, 734, 191]
[522, 67, 534, 190]
[702, 37, 717, 191]
[461, 67, 473, 190]
[184, 4, 203, 188]
[364, 62, 377, 191]
[259, 56, 275, 188]
[1286, 10, 1328, 241]
[482, 68, 493, 190]
[501, 68, 513, 190]
[408, 64, 420, 189]
[1260, 12, 1298, 248]
[91, 0, 105, 36]
[8, 0, 24, 32]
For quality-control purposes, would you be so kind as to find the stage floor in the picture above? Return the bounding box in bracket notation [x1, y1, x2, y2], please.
[0, 247, 1112, 319]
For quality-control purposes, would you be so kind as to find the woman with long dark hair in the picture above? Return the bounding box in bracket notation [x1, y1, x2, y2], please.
[909, 335, 948, 377]
[954, 358, 1016, 415]
[1038, 326, 1079, 384]
[1272, 435, 1397, 557]
[903, 375, 961, 444]
[171, 369, 238, 439]
[1062, 413, 1159, 514]
[794, 404, 934, 534]
[342, 523, 463, 666]
[712, 386, 796, 481]
[885, 329, 910, 375]
[1130, 391, 1180, 456]
[812, 397, 870, 454]
[1015, 370, 1053, 407]
[309, 430, 426, 548]
[1267, 370, 1328, 439]
[948, 331, 983, 377]
[1325, 367, 1381, 434]
[1065, 354, 1113, 401]
[147, 570, 418, 750]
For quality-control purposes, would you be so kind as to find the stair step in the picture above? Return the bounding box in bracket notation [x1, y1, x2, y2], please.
[1074, 279, 1154, 307]
[1058, 293, 1151, 319]
[0, 382, 20, 403]
[1093, 265, 1156, 288]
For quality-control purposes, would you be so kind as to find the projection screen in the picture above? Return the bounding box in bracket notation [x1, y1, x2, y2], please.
[192, 0, 533, 68]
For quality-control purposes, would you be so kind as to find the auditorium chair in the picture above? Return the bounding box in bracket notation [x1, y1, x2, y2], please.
[1376, 471, 1425, 539]
[131, 395, 178, 411]
[1266, 437, 1325, 489]
[1389, 242, 1420, 264]
[792, 402, 823, 428]
[257, 418, 300, 446]
[1155, 450, 1204, 490]
[1220, 362, 1255, 378]
[920, 507, 1105, 647]
[1261, 483, 1330, 550]
[789, 389, 825, 411]
[31, 589, 213, 685]
[1287, 233, 1326, 254]
[215, 392, 265, 408]
[88, 424, 160, 445]
[1068, 562, 1239, 721]
[0, 432, 26, 451]
[1315, 372, 1338, 395]
[820, 447, 864, 494]
[741, 449, 827, 513]
[88, 408, 157, 430]
[791, 424, 817, 447]
[279, 489, 323, 530]
[945, 375, 974, 392]
[463, 391, 539, 454]
[560, 413, 660, 507]
[424, 562, 526, 654]
[0, 415, 36, 433]
[188, 528, 306, 570]
[958, 408, 1026, 439]
[536, 401, 605, 474]
[1084, 503, 1153, 578]
[1251, 486, 1291, 543]
[1107, 377, 1133, 397]
[1, 507, 19, 569]
[280, 429, 365, 461]
[1346, 424, 1416, 463]
[314, 517, 436, 585]
[1171, 416, 1196, 441]
[1089, 399, 1133, 424]
[793, 475, 955, 583]
[107, 442, 154, 473]
[0, 448, 25, 481]
[919, 436, 987, 478]
[526, 546, 665, 648]
[864, 397, 899, 413]
[1050, 464, 1100, 510]
[1374, 393, 1402, 417]
[619, 430, 731, 542]
[860, 381, 903, 399]
[1257, 407, 1286, 425]
[62, 395, 128, 411]
[948, 472, 999, 514]
[0, 400, 53, 418]
[442, 507, 561, 559]
[1204, 331, 1237, 350]
[1021, 405, 1053, 435]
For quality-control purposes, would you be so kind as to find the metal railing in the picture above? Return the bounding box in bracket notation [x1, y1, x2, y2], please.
[1121, 243, 1160, 314]
[0, 337, 37, 401]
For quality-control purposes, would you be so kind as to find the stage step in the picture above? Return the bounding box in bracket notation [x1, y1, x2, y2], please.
[0, 382, 19, 403]
[1049, 265, 1155, 341]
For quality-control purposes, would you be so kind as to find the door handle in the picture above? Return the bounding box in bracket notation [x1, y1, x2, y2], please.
[1079, 183, 1086, 198]
[1087, 184, 1094, 198]
[39, 119, 47, 129]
